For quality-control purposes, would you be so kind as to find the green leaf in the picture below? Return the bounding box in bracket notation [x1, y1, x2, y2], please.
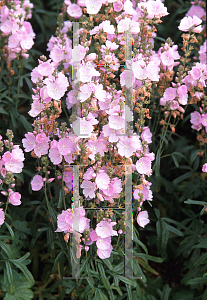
[161, 284, 171, 300]
[85, 263, 95, 293]
[102, 258, 113, 270]
[25, 76, 33, 90]
[4, 222, 14, 238]
[112, 261, 124, 273]
[156, 220, 169, 259]
[98, 262, 111, 290]
[0, 241, 14, 259]
[126, 284, 133, 300]
[173, 171, 193, 185]
[95, 289, 108, 300]
[184, 199, 207, 206]
[53, 251, 64, 273]
[133, 257, 146, 282]
[110, 286, 123, 296]
[19, 114, 33, 132]
[189, 149, 201, 167]
[10, 261, 35, 286]
[116, 275, 137, 287]
[58, 188, 64, 209]
[186, 277, 207, 285]
[155, 149, 161, 178]
[9, 252, 31, 265]
[172, 153, 179, 167]
[1, 271, 34, 300]
[164, 223, 183, 237]
[6, 261, 13, 284]
[0, 107, 9, 115]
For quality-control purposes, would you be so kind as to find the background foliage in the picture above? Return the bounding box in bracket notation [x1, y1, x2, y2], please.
[0, 0, 206, 299]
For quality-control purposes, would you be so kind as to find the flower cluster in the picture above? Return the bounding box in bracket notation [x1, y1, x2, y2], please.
[0, 0, 35, 61]
[0, 130, 25, 226]
[21, 0, 206, 259]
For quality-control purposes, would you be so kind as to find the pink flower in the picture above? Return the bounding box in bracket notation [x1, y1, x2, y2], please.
[146, 0, 169, 19]
[2, 151, 12, 162]
[95, 220, 117, 238]
[80, 180, 96, 198]
[67, 4, 82, 19]
[63, 170, 73, 183]
[94, 84, 107, 102]
[136, 157, 151, 176]
[28, 99, 44, 117]
[90, 229, 99, 242]
[79, 84, 92, 102]
[96, 236, 111, 250]
[85, 0, 102, 14]
[190, 66, 202, 80]
[177, 85, 187, 95]
[201, 114, 207, 127]
[55, 209, 72, 232]
[97, 244, 113, 259]
[0, 208, 5, 226]
[117, 136, 136, 158]
[58, 138, 73, 156]
[72, 117, 94, 138]
[38, 61, 54, 76]
[49, 148, 62, 165]
[31, 175, 44, 191]
[79, 65, 99, 83]
[141, 127, 152, 144]
[161, 50, 174, 66]
[83, 167, 95, 180]
[190, 111, 201, 126]
[102, 124, 122, 143]
[101, 20, 115, 35]
[186, 5, 206, 20]
[101, 183, 114, 197]
[117, 18, 140, 34]
[120, 70, 135, 88]
[95, 172, 110, 190]
[50, 45, 65, 63]
[9, 192, 21, 206]
[113, 2, 123, 12]
[46, 73, 69, 100]
[178, 15, 202, 32]
[108, 115, 125, 130]
[202, 163, 207, 172]
[163, 87, 177, 100]
[137, 211, 150, 228]
[5, 155, 24, 173]
[34, 140, 49, 158]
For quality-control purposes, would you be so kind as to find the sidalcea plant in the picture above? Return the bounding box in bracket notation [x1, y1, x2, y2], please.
[21, 0, 206, 265]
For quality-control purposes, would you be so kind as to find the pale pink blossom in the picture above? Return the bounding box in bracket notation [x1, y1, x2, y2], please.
[0, 208, 5, 226]
[67, 4, 82, 19]
[96, 236, 111, 250]
[137, 211, 150, 228]
[95, 173, 110, 190]
[95, 220, 117, 238]
[46, 73, 69, 100]
[9, 192, 21, 206]
[97, 244, 113, 259]
[190, 111, 201, 126]
[58, 138, 74, 156]
[31, 175, 44, 191]
[202, 163, 207, 172]
[85, 0, 103, 14]
[80, 180, 96, 198]
[136, 157, 151, 175]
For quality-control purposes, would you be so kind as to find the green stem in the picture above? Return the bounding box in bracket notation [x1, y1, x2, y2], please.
[16, 56, 23, 112]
